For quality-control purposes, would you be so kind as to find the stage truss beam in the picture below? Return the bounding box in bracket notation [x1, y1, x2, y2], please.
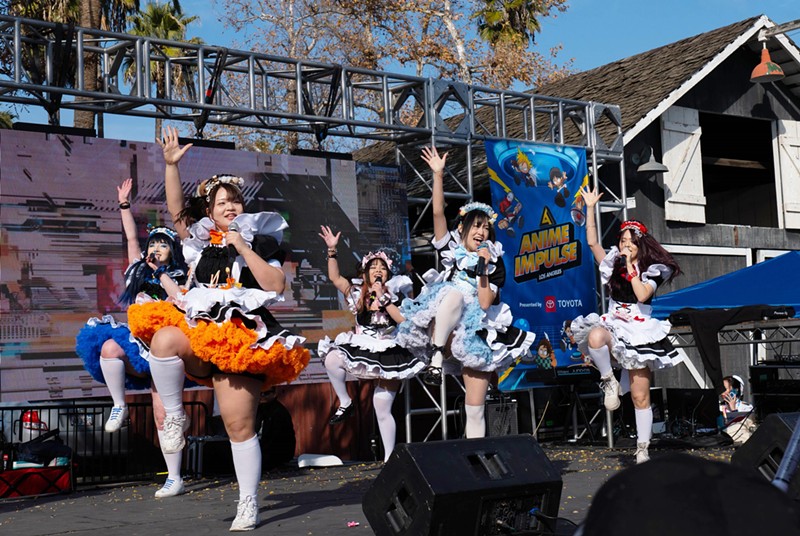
[0, 14, 630, 442]
[0, 15, 625, 236]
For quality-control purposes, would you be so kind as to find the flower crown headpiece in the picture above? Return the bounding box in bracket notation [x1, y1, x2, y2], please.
[361, 250, 393, 270]
[147, 224, 178, 241]
[196, 174, 245, 202]
[459, 202, 498, 224]
[620, 220, 648, 237]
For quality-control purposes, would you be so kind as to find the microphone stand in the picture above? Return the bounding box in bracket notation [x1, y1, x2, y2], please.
[773, 419, 800, 492]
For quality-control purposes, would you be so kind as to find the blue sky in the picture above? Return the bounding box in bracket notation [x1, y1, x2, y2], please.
[14, 0, 800, 142]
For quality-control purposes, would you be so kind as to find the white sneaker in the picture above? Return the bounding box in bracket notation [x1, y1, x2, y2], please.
[105, 406, 128, 433]
[154, 478, 185, 498]
[230, 495, 259, 532]
[160, 412, 189, 454]
[635, 441, 650, 464]
[600, 373, 621, 411]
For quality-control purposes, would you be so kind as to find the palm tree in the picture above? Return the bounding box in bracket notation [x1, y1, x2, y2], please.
[74, 0, 139, 131]
[0, 110, 16, 129]
[474, 0, 556, 47]
[126, 1, 200, 138]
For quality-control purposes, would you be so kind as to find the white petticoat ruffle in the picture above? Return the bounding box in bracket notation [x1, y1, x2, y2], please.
[397, 281, 533, 373]
[85, 314, 150, 363]
[570, 309, 677, 371]
[319, 332, 399, 355]
[318, 332, 427, 381]
[174, 286, 283, 319]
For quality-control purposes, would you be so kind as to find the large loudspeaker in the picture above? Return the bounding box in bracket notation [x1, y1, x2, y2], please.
[362, 435, 562, 536]
[731, 412, 800, 500]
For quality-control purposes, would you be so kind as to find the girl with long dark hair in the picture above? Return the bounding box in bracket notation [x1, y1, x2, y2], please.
[571, 184, 682, 464]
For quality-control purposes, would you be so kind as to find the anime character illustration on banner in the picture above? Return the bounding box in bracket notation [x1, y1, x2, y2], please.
[487, 141, 598, 391]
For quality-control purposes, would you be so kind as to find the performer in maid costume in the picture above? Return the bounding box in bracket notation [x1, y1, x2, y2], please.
[75, 178, 189, 498]
[128, 126, 310, 532]
[395, 146, 535, 438]
[317, 226, 426, 461]
[570, 184, 682, 464]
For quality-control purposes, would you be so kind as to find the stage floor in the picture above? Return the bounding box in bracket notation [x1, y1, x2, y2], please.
[0, 443, 735, 535]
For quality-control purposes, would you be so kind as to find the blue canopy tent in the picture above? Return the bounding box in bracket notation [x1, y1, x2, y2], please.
[651, 251, 800, 394]
[652, 251, 800, 320]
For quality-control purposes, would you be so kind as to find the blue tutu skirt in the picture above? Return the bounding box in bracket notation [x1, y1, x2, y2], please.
[396, 282, 534, 373]
[75, 315, 151, 390]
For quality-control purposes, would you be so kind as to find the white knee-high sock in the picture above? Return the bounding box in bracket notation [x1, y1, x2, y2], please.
[324, 350, 352, 408]
[157, 429, 183, 481]
[635, 407, 653, 443]
[148, 355, 186, 415]
[431, 290, 464, 368]
[464, 404, 485, 438]
[100, 357, 127, 408]
[588, 345, 613, 378]
[373, 386, 397, 462]
[230, 435, 261, 500]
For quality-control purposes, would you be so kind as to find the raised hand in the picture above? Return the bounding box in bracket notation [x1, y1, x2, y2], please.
[117, 178, 133, 204]
[318, 225, 341, 249]
[158, 126, 192, 166]
[421, 146, 447, 174]
[579, 184, 603, 208]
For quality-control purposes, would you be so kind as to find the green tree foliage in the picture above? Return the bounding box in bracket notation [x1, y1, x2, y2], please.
[212, 0, 571, 151]
[126, 1, 200, 138]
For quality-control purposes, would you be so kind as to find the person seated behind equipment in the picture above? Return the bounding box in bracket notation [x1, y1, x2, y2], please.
[719, 374, 753, 423]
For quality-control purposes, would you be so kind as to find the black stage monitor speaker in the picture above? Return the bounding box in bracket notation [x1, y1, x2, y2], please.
[731, 412, 800, 500]
[362, 434, 562, 536]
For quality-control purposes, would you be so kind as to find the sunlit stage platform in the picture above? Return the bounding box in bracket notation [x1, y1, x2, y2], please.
[0, 443, 735, 536]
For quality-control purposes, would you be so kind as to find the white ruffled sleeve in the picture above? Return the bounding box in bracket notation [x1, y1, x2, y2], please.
[598, 246, 620, 285]
[231, 212, 288, 245]
[386, 274, 413, 300]
[182, 212, 289, 267]
[182, 217, 215, 266]
[431, 230, 459, 251]
[641, 263, 673, 291]
[485, 240, 504, 279]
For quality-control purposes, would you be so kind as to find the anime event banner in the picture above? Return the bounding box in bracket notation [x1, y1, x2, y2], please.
[487, 141, 597, 391]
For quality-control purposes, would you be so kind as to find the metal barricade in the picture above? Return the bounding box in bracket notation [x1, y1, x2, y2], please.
[1, 400, 209, 485]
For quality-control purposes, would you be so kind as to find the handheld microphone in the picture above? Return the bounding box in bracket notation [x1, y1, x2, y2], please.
[227, 221, 240, 259]
[147, 253, 157, 264]
[476, 243, 488, 275]
[370, 275, 383, 301]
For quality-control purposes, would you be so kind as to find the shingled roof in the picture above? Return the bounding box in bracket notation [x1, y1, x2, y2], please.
[534, 15, 762, 141]
[353, 16, 765, 198]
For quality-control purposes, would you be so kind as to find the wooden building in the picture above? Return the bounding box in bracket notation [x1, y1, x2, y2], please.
[356, 14, 800, 392]
[534, 15, 800, 390]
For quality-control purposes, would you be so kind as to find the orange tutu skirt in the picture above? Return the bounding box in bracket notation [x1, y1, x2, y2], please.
[128, 301, 310, 389]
